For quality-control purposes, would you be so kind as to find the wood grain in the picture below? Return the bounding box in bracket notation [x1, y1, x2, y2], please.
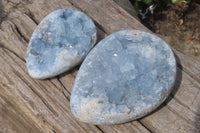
[0, 0, 200, 133]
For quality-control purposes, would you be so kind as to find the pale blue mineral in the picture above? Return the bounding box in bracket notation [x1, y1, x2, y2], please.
[70, 30, 177, 125]
[26, 9, 97, 79]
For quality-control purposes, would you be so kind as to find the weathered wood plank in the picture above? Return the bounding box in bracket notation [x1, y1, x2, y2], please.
[0, 0, 200, 133]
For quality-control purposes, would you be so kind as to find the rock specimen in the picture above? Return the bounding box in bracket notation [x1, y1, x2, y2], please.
[70, 30, 177, 125]
[26, 9, 97, 79]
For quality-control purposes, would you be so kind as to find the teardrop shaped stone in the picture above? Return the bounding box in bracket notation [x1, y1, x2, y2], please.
[70, 30, 176, 125]
[26, 9, 97, 79]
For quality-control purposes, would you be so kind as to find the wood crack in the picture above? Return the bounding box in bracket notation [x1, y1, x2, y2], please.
[58, 79, 71, 94]
[14, 23, 29, 43]
[95, 125, 105, 133]
[9, 21, 28, 44]
[25, 10, 39, 25]
[94, 21, 107, 34]
[0, 45, 26, 63]
[52, 79, 71, 101]
[138, 120, 154, 133]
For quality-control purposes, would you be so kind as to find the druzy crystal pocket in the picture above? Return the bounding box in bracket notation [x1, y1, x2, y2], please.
[70, 30, 177, 125]
[26, 9, 96, 79]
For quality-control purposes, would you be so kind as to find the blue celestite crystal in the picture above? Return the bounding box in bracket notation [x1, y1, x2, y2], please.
[70, 30, 177, 125]
[26, 9, 97, 79]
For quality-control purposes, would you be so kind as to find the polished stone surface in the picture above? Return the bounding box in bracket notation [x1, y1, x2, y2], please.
[26, 8, 96, 79]
[70, 30, 177, 125]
